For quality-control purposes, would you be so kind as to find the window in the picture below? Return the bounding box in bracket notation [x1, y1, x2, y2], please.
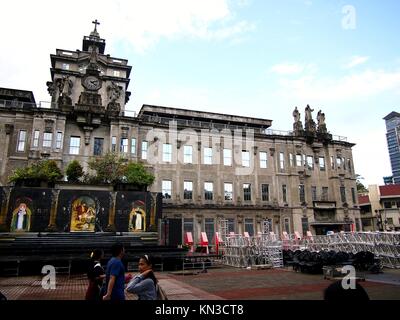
[204, 182, 213, 200]
[261, 184, 269, 201]
[183, 145, 193, 164]
[383, 202, 392, 209]
[260, 152, 268, 168]
[32, 130, 40, 148]
[17, 130, 26, 152]
[205, 218, 215, 245]
[242, 151, 250, 167]
[183, 218, 194, 234]
[62, 63, 70, 70]
[184, 181, 193, 200]
[111, 136, 117, 152]
[319, 157, 325, 171]
[224, 183, 233, 201]
[387, 218, 394, 225]
[351, 188, 356, 204]
[223, 149, 232, 166]
[347, 159, 352, 174]
[301, 217, 309, 236]
[56, 132, 63, 149]
[93, 138, 104, 156]
[282, 184, 287, 203]
[322, 187, 329, 201]
[342, 157, 346, 170]
[244, 219, 254, 236]
[163, 143, 172, 162]
[141, 141, 148, 160]
[113, 70, 120, 77]
[131, 138, 136, 154]
[289, 153, 294, 167]
[299, 184, 305, 203]
[264, 219, 273, 233]
[43, 133, 52, 148]
[296, 154, 303, 167]
[306, 156, 313, 170]
[336, 157, 342, 168]
[204, 147, 212, 165]
[279, 152, 285, 170]
[162, 180, 172, 199]
[243, 183, 251, 201]
[69, 136, 80, 155]
[312, 186, 317, 201]
[340, 187, 346, 203]
[120, 138, 128, 153]
[227, 218, 236, 233]
[355, 218, 360, 232]
[284, 218, 290, 233]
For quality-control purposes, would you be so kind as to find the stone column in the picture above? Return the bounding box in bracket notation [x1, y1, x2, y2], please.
[47, 189, 60, 231]
[107, 191, 117, 231]
[0, 187, 11, 231]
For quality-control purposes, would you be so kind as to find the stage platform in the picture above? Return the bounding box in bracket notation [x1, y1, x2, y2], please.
[0, 232, 187, 275]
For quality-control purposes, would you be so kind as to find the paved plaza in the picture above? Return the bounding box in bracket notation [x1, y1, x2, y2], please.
[1, 267, 400, 300]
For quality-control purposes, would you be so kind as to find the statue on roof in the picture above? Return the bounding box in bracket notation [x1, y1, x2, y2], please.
[304, 104, 316, 134]
[317, 110, 327, 134]
[56, 76, 73, 106]
[292, 107, 304, 135]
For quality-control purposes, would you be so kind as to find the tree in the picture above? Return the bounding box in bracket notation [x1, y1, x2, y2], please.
[87, 152, 126, 184]
[65, 160, 83, 183]
[356, 174, 368, 193]
[124, 162, 155, 187]
[9, 160, 63, 184]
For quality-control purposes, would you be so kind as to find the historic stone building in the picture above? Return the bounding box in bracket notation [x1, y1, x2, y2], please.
[0, 23, 360, 242]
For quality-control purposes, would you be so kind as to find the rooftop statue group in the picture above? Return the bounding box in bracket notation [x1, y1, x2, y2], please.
[292, 105, 328, 136]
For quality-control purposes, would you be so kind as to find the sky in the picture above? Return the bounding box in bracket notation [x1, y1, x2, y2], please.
[1, 0, 399, 186]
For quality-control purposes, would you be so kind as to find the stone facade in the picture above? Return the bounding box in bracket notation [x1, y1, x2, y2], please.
[0, 24, 360, 242]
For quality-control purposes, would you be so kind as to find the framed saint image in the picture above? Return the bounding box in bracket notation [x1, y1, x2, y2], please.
[70, 196, 97, 232]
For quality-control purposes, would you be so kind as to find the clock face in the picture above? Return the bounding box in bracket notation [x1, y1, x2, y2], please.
[83, 76, 101, 91]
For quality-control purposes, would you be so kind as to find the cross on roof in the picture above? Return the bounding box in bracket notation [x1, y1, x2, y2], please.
[92, 19, 100, 32]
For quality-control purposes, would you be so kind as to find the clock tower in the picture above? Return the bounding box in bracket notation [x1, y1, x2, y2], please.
[46, 20, 132, 125]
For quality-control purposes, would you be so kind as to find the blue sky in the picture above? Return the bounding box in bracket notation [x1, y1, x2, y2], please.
[1, 0, 399, 186]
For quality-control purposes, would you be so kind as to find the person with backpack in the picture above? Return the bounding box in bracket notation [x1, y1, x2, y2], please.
[126, 254, 158, 300]
[85, 249, 105, 300]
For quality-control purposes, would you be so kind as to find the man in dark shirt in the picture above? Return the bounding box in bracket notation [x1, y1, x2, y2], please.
[103, 243, 126, 301]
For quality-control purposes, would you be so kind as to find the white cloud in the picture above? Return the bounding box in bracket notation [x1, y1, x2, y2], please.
[270, 63, 317, 76]
[275, 68, 400, 103]
[270, 63, 305, 75]
[0, 0, 254, 102]
[345, 55, 370, 69]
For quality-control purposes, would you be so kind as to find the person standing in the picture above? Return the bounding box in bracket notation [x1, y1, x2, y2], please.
[85, 249, 105, 300]
[102, 243, 126, 301]
[126, 255, 158, 300]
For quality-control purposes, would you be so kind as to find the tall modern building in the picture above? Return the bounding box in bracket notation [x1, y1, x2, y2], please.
[0, 23, 361, 240]
[384, 111, 400, 184]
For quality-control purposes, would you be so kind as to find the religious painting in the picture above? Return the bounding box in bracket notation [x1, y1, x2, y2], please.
[128, 200, 146, 232]
[70, 196, 96, 232]
[10, 201, 32, 232]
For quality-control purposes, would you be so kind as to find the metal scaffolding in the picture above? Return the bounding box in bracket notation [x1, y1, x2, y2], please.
[222, 220, 283, 269]
[222, 231, 400, 269]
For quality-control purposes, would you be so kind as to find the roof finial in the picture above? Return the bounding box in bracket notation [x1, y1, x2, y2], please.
[92, 19, 100, 32]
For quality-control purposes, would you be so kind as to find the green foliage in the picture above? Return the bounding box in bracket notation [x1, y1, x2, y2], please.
[65, 160, 84, 182]
[356, 174, 368, 193]
[124, 162, 155, 186]
[87, 153, 155, 187]
[9, 160, 63, 183]
[87, 152, 127, 184]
